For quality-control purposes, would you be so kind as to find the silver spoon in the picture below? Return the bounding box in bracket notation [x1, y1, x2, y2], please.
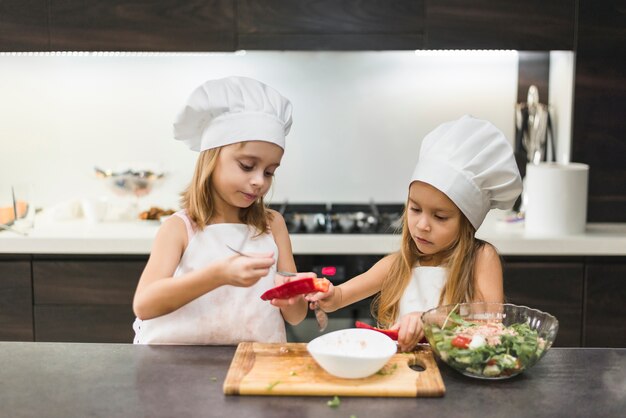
[226, 244, 328, 332]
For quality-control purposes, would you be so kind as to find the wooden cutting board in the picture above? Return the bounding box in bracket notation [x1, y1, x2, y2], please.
[223, 342, 445, 397]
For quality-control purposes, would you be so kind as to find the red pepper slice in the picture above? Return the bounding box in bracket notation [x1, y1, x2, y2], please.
[260, 277, 330, 301]
[355, 321, 399, 340]
[451, 335, 472, 349]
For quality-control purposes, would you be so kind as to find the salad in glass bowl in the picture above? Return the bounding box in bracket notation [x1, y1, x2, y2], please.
[421, 303, 559, 380]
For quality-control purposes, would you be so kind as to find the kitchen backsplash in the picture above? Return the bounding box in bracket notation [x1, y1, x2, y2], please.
[0, 51, 573, 211]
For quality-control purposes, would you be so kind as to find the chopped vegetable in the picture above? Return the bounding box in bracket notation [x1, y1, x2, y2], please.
[210, 377, 217, 382]
[260, 278, 330, 301]
[266, 380, 281, 391]
[376, 363, 398, 376]
[451, 335, 471, 349]
[327, 396, 341, 408]
[355, 321, 399, 340]
[427, 312, 547, 378]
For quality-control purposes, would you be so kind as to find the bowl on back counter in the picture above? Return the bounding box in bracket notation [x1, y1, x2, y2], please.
[421, 303, 559, 380]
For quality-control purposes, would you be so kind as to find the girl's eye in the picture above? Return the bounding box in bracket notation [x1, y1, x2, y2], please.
[435, 215, 448, 221]
[239, 162, 253, 171]
[264, 171, 275, 177]
[410, 207, 421, 213]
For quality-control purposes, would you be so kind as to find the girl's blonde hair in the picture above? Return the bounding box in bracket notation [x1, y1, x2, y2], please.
[179, 145, 272, 234]
[371, 206, 486, 327]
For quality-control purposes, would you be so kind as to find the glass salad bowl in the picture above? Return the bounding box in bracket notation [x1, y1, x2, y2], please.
[421, 303, 559, 380]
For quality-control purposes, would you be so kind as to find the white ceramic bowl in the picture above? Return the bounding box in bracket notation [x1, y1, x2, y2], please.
[307, 328, 398, 379]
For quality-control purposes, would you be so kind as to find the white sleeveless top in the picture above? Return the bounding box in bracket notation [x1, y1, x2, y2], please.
[133, 212, 286, 345]
[397, 266, 448, 319]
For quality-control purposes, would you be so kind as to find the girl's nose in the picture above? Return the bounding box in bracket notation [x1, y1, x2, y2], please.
[416, 216, 430, 231]
[250, 170, 265, 187]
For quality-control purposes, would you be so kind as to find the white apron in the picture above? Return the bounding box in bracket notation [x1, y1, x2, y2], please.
[133, 222, 286, 345]
[398, 266, 447, 319]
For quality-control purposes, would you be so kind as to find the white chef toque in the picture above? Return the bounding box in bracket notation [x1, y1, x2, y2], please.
[411, 115, 522, 230]
[173, 76, 293, 152]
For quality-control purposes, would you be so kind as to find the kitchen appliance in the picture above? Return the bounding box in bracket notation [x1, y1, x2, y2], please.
[269, 202, 404, 234]
[514, 85, 555, 213]
[223, 342, 445, 397]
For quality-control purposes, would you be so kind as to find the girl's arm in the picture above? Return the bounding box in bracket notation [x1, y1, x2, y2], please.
[309, 254, 395, 313]
[267, 209, 308, 325]
[133, 216, 275, 320]
[472, 243, 505, 303]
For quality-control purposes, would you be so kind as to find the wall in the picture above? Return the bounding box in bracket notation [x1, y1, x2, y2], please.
[0, 51, 527, 211]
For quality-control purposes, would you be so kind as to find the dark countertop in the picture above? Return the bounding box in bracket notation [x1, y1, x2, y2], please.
[0, 343, 624, 418]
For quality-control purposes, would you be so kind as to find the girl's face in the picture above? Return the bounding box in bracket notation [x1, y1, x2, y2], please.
[406, 181, 462, 262]
[211, 141, 283, 216]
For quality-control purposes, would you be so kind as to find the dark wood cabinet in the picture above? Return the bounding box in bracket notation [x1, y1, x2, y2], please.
[2, 0, 580, 52]
[0, 256, 33, 341]
[32, 256, 147, 343]
[572, 0, 626, 222]
[0, 0, 49, 51]
[424, 0, 576, 50]
[502, 257, 584, 347]
[2, 253, 626, 346]
[237, 0, 425, 50]
[48, 0, 235, 51]
[584, 258, 626, 347]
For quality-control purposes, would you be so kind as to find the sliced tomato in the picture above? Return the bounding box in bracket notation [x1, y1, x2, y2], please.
[451, 335, 472, 349]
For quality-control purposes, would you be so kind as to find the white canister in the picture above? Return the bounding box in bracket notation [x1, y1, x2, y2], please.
[524, 162, 589, 236]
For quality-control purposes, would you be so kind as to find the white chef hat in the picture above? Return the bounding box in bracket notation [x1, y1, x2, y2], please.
[173, 76, 293, 152]
[411, 115, 522, 230]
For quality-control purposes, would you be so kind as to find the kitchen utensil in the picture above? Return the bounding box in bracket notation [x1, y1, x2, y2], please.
[225, 244, 294, 277]
[11, 186, 18, 221]
[223, 342, 445, 397]
[307, 328, 397, 379]
[421, 302, 558, 380]
[227, 244, 328, 331]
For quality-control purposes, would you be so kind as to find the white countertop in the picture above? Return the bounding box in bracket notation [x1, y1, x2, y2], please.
[1, 212, 626, 256]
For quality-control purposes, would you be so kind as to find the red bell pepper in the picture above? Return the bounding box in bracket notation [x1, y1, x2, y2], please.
[260, 277, 330, 301]
[355, 321, 399, 340]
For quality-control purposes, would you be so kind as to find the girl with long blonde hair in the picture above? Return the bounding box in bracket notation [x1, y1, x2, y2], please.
[133, 77, 309, 345]
[308, 115, 522, 351]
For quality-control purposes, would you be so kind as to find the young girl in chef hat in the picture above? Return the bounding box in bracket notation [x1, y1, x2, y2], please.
[132, 76, 309, 345]
[307, 115, 522, 351]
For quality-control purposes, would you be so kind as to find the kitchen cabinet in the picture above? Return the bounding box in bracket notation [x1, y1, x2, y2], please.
[0, 256, 33, 341]
[502, 257, 584, 347]
[48, 0, 235, 51]
[584, 258, 626, 347]
[0, 0, 49, 51]
[237, 0, 425, 50]
[32, 255, 146, 342]
[424, 0, 576, 50]
[572, 0, 626, 222]
[2, 0, 578, 51]
[1, 253, 625, 347]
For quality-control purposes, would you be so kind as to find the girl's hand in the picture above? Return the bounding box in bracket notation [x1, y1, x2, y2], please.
[269, 272, 316, 308]
[223, 252, 275, 288]
[305, 281, 336, 312]
[390, 311, 424, 352]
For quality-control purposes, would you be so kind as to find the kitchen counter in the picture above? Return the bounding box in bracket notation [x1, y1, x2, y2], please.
[0, 342, 623, 418]
[2, 211, 626, 255]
